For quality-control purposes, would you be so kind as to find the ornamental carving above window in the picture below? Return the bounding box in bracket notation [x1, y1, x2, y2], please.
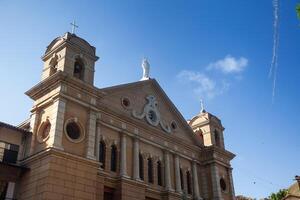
[132, 95, 172, 133]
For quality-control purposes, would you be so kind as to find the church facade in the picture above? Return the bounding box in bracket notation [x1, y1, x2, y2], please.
[0, 32, 235, 200]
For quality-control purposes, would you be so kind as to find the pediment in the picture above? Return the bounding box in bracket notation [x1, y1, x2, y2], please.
[99, 79, 199, 145]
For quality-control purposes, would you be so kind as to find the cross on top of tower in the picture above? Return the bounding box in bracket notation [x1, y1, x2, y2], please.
[70, 20, 79, 34]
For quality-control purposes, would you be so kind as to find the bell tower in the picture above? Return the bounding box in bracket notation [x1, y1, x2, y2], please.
[41, 32, 99, 85]
[188, 105, 225, 148]
[25, 32, 99, 157]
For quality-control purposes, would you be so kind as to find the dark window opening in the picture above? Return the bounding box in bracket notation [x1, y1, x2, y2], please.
[220, 178, 227, 191]
[187, 171, 192, 195]
[147, 158, 153, 183]
[0, 182, 8, 199]
[180, 168, 184, 190]
[0, 142, 19, 164]
[214, 130, 221, 147]
[66, 122, 81, 140]
[73, 60, 84, 80]
[103, 186, 115, 200]
[139, 153, 144, 180]
[157, 161, 162, 186]
[99, 140, 106, 169]
[110, 145, 117, 172]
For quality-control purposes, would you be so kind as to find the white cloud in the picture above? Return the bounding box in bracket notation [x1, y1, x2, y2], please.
[207, 55, 248, 74]
[177, 70, 229, 99]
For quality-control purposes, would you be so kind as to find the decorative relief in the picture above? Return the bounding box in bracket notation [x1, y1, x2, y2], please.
[37, 118, 51, 143]
[132, 95, 172, 133]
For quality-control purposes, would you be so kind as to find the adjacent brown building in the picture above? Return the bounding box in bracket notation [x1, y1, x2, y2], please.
[0, 32, 236, 200]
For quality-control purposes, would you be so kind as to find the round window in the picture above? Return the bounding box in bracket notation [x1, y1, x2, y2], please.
[220, 178, 227, 191]
[64, 118, 85, 143]
[171, 121, 177, 130]
[121, 97, 131, 108]
[37, 120, 51, 143]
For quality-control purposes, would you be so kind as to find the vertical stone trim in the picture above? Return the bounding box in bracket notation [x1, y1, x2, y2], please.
[201, 168, 209, 199]
[132, 137, 140, 180]
[86, 111, 97, 160]
[174, 154, 182, 193]
[228, 168, 236, 200]
[211, 163, 222, 200]
[153, 157, 158, 185]
[28, 111, 40, 155]
[164, 150, 172, 191]
[95, 124, 100, 161]
[5, 182, 15, 199]
[119, 133, 127, 177]
[105, 143, 111, 173]
[192, 161, 201, 200]
[49, 98, 65, 150]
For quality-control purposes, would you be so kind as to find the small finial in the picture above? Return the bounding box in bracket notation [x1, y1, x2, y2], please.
[141, 58, 150, 81]
[70, 20, 79, 34]
[200, 99, 206, 113]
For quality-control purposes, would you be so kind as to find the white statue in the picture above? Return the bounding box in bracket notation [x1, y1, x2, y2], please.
[200, 99, 206, 113]
[141, 58, 150, 80]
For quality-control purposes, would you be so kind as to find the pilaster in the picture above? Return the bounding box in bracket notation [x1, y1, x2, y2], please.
[164, 150, 172, 191]
[211, 163, 223, 200]
[28, 111, 40, 155]
[228, 168, 236, 200]
[49, 98, 65, 150]
[86, 111, 97, 160]
[192, 161, 202, 200]
[132, 136, 140, 180]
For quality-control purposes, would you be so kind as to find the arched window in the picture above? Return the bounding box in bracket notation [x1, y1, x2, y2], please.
[49, 55, 58, 76]
[110, 144, 117, 172]
[139, 153, 144, 180]
[147, 157, 153, 183]
[180, 168, 184, 190]
[99, 140, 106, 169]
[214, 130, 221, 147]
[197, 129, 204, 143]
[157, 161, 162, 186]
[220, 178, 227, 191]
[73, 59, 84, 80]
[186, 171, 192, 195]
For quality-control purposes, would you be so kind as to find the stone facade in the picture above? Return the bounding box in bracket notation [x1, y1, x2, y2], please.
[0, 32, 236, 200]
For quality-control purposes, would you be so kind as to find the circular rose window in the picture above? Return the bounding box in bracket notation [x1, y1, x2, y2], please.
[37, 119, 51, 143]
[220, 178, 227, 191]
[64, 118, 85, 143]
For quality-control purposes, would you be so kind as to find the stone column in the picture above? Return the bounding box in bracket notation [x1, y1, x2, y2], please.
[192, 161, 201, 200]
[132, 137, 140, 180]
[49, 98, 66, 150]
[5, 182, 15, 200]
[211, 163, 222, 200]
[174, 154, 182, 193]
[119, 133, 127, 177]
[228, 168, 236, 200]
[164, 150, 172, 191]
[86, 111, 97, 160]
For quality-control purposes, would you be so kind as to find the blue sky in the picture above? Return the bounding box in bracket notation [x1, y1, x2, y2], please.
[0, 0, 299, 198]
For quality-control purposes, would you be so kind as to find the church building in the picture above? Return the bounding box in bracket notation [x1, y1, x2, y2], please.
[0, 32, 236, 200]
